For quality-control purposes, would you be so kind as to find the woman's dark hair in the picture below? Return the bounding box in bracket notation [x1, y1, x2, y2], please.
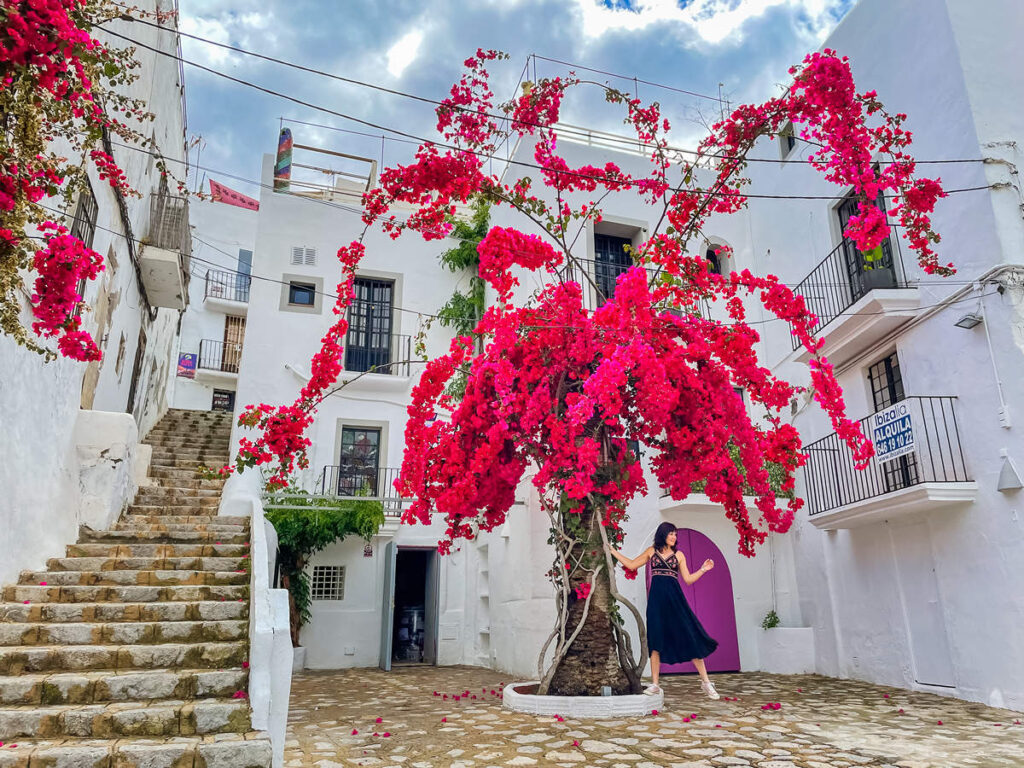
[653, 522, 678, 552]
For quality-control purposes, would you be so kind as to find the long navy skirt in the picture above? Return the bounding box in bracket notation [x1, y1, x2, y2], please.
[647, 574, 718, 665]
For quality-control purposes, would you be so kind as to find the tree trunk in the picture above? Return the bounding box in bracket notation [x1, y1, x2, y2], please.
[547, 562, 635, 695]
[546, 500, 639, 696]
[280, 571, 302, 648]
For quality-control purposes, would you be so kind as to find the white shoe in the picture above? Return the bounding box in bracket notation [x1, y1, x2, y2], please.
[644, 684, 662, 695]
[701, 680, 720, 700]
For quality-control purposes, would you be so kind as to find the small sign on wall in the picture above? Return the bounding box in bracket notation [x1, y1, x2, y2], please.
[177, 353, 196, 379]
[871, 400, 916, 463]
[363, 543, 373, 558]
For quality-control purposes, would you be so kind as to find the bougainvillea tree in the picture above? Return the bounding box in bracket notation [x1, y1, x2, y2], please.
[232, 49, 952, 694]
[0, 0, 180, 361]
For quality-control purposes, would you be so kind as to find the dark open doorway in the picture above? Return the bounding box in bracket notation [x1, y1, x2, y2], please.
[388, 549, 438, 666]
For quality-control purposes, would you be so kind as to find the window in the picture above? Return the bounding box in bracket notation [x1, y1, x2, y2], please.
[288, 281, 316, 306]
[705, 245, 722, 275]
[594, 233, 633, 302]
[310, 565, 345, 600]
[779, 122, 797, 158]
[868, 352, 918, 492]
[290, 246, 316, 266]
[70, 181, 98, 316]
[836, 189, 896, 300]
[346, 278, 394, 372]
[238, 249, 253, 277]
[338, 426, 381, 496]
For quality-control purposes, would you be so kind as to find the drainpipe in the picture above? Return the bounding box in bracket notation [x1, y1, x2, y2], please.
[977, 284, 1012, 428]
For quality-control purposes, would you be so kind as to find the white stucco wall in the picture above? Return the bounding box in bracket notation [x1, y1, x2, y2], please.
[0, 4, 188, 584]
[168, 198, 258, 411]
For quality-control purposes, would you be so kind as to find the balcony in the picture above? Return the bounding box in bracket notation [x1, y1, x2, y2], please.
[790, 240, 918, 367]
[802, 396, 976, 530]
[196, 339, 242, 385]
[316, 465, 410, 534]
[139, 192, 191, 309]
[204, 269, 251, 314]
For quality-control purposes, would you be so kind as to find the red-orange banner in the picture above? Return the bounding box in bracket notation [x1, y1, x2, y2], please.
[209, 179, 259, 210]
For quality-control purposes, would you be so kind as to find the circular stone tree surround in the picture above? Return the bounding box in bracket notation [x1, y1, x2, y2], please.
[503, 682, 663, 718]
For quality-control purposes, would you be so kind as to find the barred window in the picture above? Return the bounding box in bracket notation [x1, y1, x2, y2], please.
[310, 565, 345, 600]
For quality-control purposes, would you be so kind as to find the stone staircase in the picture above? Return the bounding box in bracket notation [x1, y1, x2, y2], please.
[0, 409, 272, 767]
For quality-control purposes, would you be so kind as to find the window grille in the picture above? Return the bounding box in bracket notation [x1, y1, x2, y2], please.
[310, 565, 345, 600]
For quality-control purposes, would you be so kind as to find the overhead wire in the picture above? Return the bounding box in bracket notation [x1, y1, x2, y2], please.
[105, 19, 988, 171]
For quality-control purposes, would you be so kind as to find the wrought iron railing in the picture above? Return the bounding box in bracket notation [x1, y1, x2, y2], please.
[148, 191, 191, 255]
[315, 465, 407, 516]
[198, 338, 243, 374]
[204, 269, 251, 303]
[790, 239, 903, 350]
[343, 314, 412, 376]
[802, 396, 969, 516]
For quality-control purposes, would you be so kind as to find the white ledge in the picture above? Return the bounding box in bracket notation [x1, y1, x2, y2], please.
[808, 481, 978, 530]
[503, 682, 662, 718]
[792, 287, 920, 368]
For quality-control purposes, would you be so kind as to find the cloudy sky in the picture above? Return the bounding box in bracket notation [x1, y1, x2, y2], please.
[176, 0, 856, 197]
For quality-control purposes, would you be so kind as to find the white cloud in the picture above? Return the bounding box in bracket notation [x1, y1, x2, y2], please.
[573, 0, 843, 45]
[386, 29, 425, 78]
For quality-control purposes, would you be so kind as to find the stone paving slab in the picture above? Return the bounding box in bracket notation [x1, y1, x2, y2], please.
[284, 666, 1024, 768]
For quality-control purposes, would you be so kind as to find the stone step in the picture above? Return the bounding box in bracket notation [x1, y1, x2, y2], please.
[18, 570, 249, 588]
[121, 516, 248, 528]
[0, 640, 247, 675]
[0, 600, 247, 624]
[142, 476, 227, 491]
[131, 495, 223, 510]
[79, 528, 248, 544]
[45, 556, 246, 573]
[148, 448, 230, 461]
[3, 584, 248, 604]
[147, 466, 217, 482]
[0, 667, 248, 705]
[0, 698, 252, 739]
[0, 731, 272, 767]
[0, 619, 247, 647]
[144, 433, 231, 445]
[120, 511, 244, 526]
[66, 542, 249, 559]
[148, 456, 228, 470]
[135, 485, 224, 500]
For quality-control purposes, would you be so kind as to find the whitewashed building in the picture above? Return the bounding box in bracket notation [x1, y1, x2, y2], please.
[219, 0, 1023, 713]
[167, 189, 258, 412]
[0, 5, 192, 585]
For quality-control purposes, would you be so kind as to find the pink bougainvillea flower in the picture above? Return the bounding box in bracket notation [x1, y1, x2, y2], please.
[441, 717, 447, 723]
[39, 582, 46, 586]
[232, 691, 247, 699]
[572, 740, 580, 747]
[883, 694, 889, 698]
[650, 709, 658, 716]
[682, 717, 690, 723]
[22, 601, 29, 605]
[382, 732, 391, 738]
[937, 720, 943, 725]
[715, 724, 722, 728]
[242, 661, 249, 669]
[375, 717, 382, 723]
[372, 732, 379, 737]
[898, 708, 905, 714]
[351, 729, 358, 735]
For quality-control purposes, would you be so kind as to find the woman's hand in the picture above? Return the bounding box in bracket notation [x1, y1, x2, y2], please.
[701, 558, 714, 573]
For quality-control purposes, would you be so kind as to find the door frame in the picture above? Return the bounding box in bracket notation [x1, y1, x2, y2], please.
[380, 545, 441, 669]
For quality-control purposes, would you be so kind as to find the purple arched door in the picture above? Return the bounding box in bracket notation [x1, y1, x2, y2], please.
[645, 528, 740, 673]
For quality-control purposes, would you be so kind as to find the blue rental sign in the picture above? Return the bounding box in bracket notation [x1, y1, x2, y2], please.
[871, 400, 916, 463]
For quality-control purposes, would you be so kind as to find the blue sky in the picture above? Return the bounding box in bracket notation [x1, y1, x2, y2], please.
[175, 0, 856, 197]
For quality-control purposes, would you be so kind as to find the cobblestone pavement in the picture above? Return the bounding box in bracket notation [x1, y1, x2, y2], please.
[285, 666, 1023, 768]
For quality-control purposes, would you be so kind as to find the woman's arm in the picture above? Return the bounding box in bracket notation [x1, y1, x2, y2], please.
[677, 552, 714, 586]
[609, 546, 654, 571]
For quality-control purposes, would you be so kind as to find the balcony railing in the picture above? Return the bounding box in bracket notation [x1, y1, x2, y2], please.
[148, 191, 191, 256]
[791, 239, 903, 350]
[204, 269, 251, 303]
[802, 396, 969, 516]
[198, 338, 242, 374]
[343, 312, 412, 376]
[315, 465, 408, 516]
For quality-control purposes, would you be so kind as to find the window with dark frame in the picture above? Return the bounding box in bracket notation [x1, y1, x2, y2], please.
[310, 565, 345, 600]
[868, 352, 918, 492]
[836, 188, 897, 301]
[780, 123, 797, 157]
[338, 426, 381, 496]
[70, 181, 99, 317]
[593, 233, 633, 303]
[288, 281, 316, 306]
[345, 278, 394, 373]
[705, 245, 723, 275]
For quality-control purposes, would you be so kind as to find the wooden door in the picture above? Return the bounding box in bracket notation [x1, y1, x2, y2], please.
[222, 316, 246, 373]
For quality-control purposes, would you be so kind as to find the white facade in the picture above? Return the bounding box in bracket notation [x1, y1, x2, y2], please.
[215, 0, 1023, 712]
[168, 195, 258, 412]
[0, 7, 190, 586]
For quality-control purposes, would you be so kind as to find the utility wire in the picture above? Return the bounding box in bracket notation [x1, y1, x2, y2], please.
[109, 19, 987, 169]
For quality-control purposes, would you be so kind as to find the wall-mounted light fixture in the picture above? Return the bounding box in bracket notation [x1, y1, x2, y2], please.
[997, 449, 1023, 492]
[954, 312, 983, 329]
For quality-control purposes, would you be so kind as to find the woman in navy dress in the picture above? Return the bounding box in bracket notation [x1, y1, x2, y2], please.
[610, 522, 720, 699]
